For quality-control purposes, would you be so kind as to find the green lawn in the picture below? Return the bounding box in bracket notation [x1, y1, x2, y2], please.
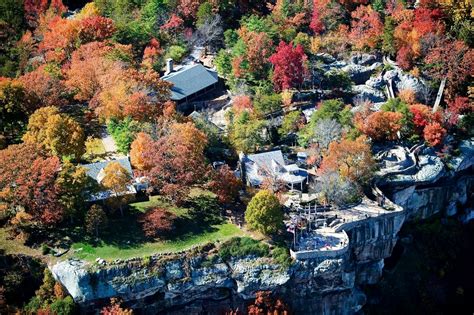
[69, 195, 246, 261]
[71, 223, 244, 261]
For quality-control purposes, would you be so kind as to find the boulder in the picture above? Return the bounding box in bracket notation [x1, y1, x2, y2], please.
[350, 53, 378, 66]
[315, 53, 336, 64]
[383, 69, 429, 100]
[352, 85, 387, 103]
[365, 76, 384, 90]
[342, 63, 382, 85]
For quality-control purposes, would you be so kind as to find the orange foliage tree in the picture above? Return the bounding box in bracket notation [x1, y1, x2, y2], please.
[130, 132, 154, 171]
[0, 143, 63, 225]
[356, 111, 403, 141]
[247, 291, 291, 315]
[19, 65, 66, 107]
[423, 122, 446, 147]
[349, 5, 383, 50]
[142, 122, 209, 204]
[320, 136, 376, 184]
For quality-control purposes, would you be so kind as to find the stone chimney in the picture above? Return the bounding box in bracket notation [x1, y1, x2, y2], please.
[165, 58, 173, 75]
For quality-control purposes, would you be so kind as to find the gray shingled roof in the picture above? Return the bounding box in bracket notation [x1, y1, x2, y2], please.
[82, 158, 133, 183]
[162, 64, 218, 101]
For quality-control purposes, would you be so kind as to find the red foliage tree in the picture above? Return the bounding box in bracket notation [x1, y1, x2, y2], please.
[310, 0, 326, 34]
[161, 14, 184, 30]
[424, 39, 474, 98]
[239, 28, 273, 77]
[268, 41, 308, 92]
[142, 38, 162, 69]
[24, 0, 65, 27]
[142, 122, 208, 204]
[177, 0, 202, 20]
[446, 97, 473, 125]
[139, 208, 176, 238]
[207, 165, 242, 204]
[409, 104, 435, 133]
[39, 16, 79, 62]
[356, 111, 403, 141]
[19, 65, 66, 107]
[78, 16, 116, 43]
[247, 291, 290, 315]
[394, 7, 445, 70]
[0, 143, 63, 225]
[423, 122, 446, 147]
[100, 298, 133, 315]
[349, 5, 383, 50]
[232, 95, 253, 114]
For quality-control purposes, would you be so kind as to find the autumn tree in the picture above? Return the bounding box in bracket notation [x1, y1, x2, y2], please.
[247, 291, 290, 315]
[22, 106, 85, 160]
[0, 143, 63, 226]
[85, 204, 107, 238]
[394, 7, 445, 70]
[356, 111, 404, 141]
[101, 162, 132, 216]
[349, 5, 383, 50]
[446, 96, 473, 126]
[423, 122, 446, 147]
[19, 65, 66, 107]
[232, 95, 253, 114]
[0, 78, 39, 143]
[139, 208, 176, 238]
[78, 16, 116, 43]
[320, 136, 376, 185]
[245, 190, 283, 235]
[424, 39, 474, 97]
[143, 122, 208, 204]
[100, 298, 133, 315]
[269, 41, 308, 92]
[130, 132, 154, 171]
[56, 161, 95, 223]
[207, 165, 241, 204]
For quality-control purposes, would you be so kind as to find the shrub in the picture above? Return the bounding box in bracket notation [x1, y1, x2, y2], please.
[139, 208, 176, 238]
[271, 247, 292, 267]
[41, 244, 50, 255]
[219, 237, 270, 261]
[49, 296, 75, 315]
[245, 190, 283, 235]
[166, 45, 187, 62]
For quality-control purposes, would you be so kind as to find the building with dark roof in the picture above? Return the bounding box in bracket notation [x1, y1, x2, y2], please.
[161, 60, 219, 107]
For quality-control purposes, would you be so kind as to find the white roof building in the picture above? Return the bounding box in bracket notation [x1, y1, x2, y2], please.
[239, 150, 308, 191]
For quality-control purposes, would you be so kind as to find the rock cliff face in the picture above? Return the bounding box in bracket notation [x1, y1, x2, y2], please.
[52, 208, 408, 314]
[51, 147, 473, 314]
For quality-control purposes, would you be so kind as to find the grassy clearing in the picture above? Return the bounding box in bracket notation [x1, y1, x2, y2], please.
[69, 195, 247, 261]
[0, 227, 42, 257]
[71, 223, 244, 261]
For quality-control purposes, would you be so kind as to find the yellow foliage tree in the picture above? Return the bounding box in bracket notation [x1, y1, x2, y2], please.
[22, 106, 85, 160]
[101, 162, 132, 216]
